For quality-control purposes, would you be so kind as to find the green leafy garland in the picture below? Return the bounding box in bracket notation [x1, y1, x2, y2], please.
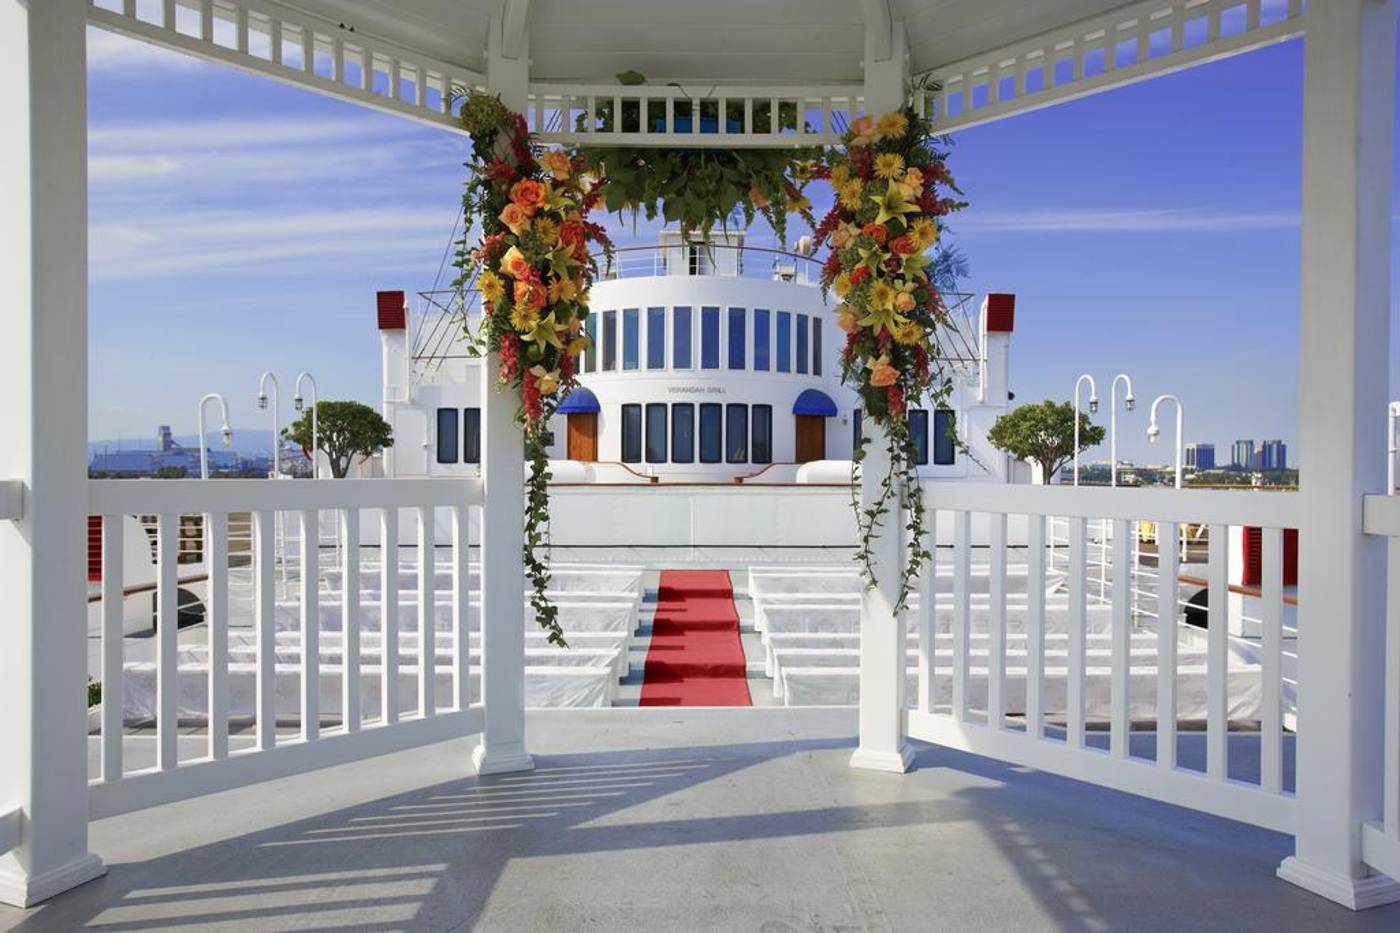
[815, 106, 967, 611]
[571, 147, 820, 246]
[454, 92, 614, 646]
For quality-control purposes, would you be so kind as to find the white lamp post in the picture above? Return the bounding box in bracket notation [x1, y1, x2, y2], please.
[294, 372, 319, 479]
[1073, 373, 1099, 487]
[1388, 401, 1400, 495]
[1109, 373, 1135, 488]
[1147, 394, 1185, 489]
[196, 393, 232, 480]
[256, 371, 281, 478]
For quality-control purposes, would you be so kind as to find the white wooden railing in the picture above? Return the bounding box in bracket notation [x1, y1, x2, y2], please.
[87, 0, 487, 133]
[1362, 493, 1400, 881]
[527, 83, 861, 148]
[87, 477, 482, 818]
[916, 0, 1307, 134]
[906, 482, 1297, 833]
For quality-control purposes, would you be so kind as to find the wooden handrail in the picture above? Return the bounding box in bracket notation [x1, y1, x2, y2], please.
[87, 572, 209, 604]
[1176, 573, 1299, 608]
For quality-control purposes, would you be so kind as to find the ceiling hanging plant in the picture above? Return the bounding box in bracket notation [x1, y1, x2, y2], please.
[454, 91, 614, 646]
[816, 105, 968, 610]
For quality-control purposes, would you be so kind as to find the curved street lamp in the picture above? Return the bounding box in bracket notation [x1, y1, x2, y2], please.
[1389, 401, 1400, 495]
[257, 371, 281, 479]
[1109, 373, 1135, 488]
[294, 372, 319, 479]
[1073, 373, 1099, 487]
[196, 393, 232, 480]
[1147, 394, 1185, 489]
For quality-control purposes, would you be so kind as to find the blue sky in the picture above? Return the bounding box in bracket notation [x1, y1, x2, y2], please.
[87, 27, 1394, 464]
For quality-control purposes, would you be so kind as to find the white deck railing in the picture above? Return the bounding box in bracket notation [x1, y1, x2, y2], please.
[87, 478, 483, 818]
[906, 482, 1297, 833]
[1362, 493, 1400, 881]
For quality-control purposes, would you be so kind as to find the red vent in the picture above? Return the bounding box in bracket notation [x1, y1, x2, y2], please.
[1240, 526, 1298, 588]
[87, 515, 103, 582]
[985, 293, 1015, 333]
[377, 290, 406, 331]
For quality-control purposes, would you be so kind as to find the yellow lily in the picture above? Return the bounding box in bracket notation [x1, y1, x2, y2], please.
[524, 312, 565, 349]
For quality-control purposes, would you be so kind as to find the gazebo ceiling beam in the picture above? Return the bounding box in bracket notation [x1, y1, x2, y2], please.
[860, 0, 894, 63]
[500, 0, 529, 62]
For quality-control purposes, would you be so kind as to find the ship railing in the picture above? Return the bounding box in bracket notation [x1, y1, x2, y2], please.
[595, 243, 824, 285]
[909, 481, 1298, 834]
[86, 477, 482, 819]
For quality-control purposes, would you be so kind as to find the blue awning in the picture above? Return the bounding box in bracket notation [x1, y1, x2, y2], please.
[793, 388, 838, 417]
[558, 386, 600, 414]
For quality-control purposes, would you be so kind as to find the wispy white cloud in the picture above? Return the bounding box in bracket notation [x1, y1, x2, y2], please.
[956, 207, 1300, 235]
[91, 206, 459, 280]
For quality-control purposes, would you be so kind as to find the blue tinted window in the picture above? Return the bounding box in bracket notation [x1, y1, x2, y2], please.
[671, 404, 695, 463]
[584, 313, 597, 373]
[621, 404, 642, 463]
[646, 307, 666, 369]
[727, 307, 746, 370]
[673, 306, 693, 368]
[701, 306, 720, 369]
[622, 308, 639, 370]
[934, 409, 957, 465]
[726, 404, 748, 463]
[436, 408, 459, 464]
[463, 408, 481, 464]
[753, 309, 770, 371]
[645, 404, 667, 463]
[776, 311, 791, 373]
[796, 315, 809, 374]
[752, 405, 772, 464]
[699, 403, 722, 463]
[910, 409, 929, 466]
[812, 318, 822, 377]
[852, 408, 863, 452]
[602, 310, 617, 371]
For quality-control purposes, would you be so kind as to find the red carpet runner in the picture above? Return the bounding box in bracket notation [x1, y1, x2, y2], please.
[639, 570, 752, 706]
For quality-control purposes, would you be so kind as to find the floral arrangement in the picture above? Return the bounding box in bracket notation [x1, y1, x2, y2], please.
[455, 91, 614, 646]
[815, 106, 967, 610]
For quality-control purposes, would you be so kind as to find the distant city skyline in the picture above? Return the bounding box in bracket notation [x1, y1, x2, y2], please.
[85, 29, 1400, 465]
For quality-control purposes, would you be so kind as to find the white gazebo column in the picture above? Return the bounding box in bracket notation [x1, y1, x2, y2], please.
[851, 18, 915, 774]
[0, 0, 106, 907]
[473, 16, 534, 776]
[1278, 0, 1400, 910]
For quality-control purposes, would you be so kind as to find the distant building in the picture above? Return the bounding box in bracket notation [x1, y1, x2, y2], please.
[1232, 439, 1255, 470]
[90, 423, 274, 477]
[1260, 439, 1287, 471]
[1185, 443, 1215, 471]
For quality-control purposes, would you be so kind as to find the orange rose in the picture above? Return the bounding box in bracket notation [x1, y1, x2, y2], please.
[509, 178, 547, 214]
[836, 304, 860, 334]
[499, 202, 532, 236]
[861, 223, 887, 245]
[538, 150, 572, 179]
[500, 245, 530, 279]
[867, 355, 897, 387]
[514, 278, 547, 311]
[894, 291, 917, 313]
[889, 235, 916, 257]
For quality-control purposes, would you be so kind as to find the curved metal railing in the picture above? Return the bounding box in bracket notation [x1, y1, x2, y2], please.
[594, 243, 823, 286]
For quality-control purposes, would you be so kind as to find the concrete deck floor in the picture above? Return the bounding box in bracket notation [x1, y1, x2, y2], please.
[6, 708, 1400, 932]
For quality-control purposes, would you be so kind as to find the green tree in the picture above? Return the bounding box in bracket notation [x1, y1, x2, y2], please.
[284, 400, 394, 479]
[987, 400, 1106, 485]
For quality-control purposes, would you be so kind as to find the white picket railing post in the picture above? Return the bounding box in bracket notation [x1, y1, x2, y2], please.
[1278, 0, 1400, 909]
[0, 0, 105, 906]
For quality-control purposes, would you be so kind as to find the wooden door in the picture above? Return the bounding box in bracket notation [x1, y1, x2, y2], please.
[567, 412, 598, 462]
[794, 415, 825, 463]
